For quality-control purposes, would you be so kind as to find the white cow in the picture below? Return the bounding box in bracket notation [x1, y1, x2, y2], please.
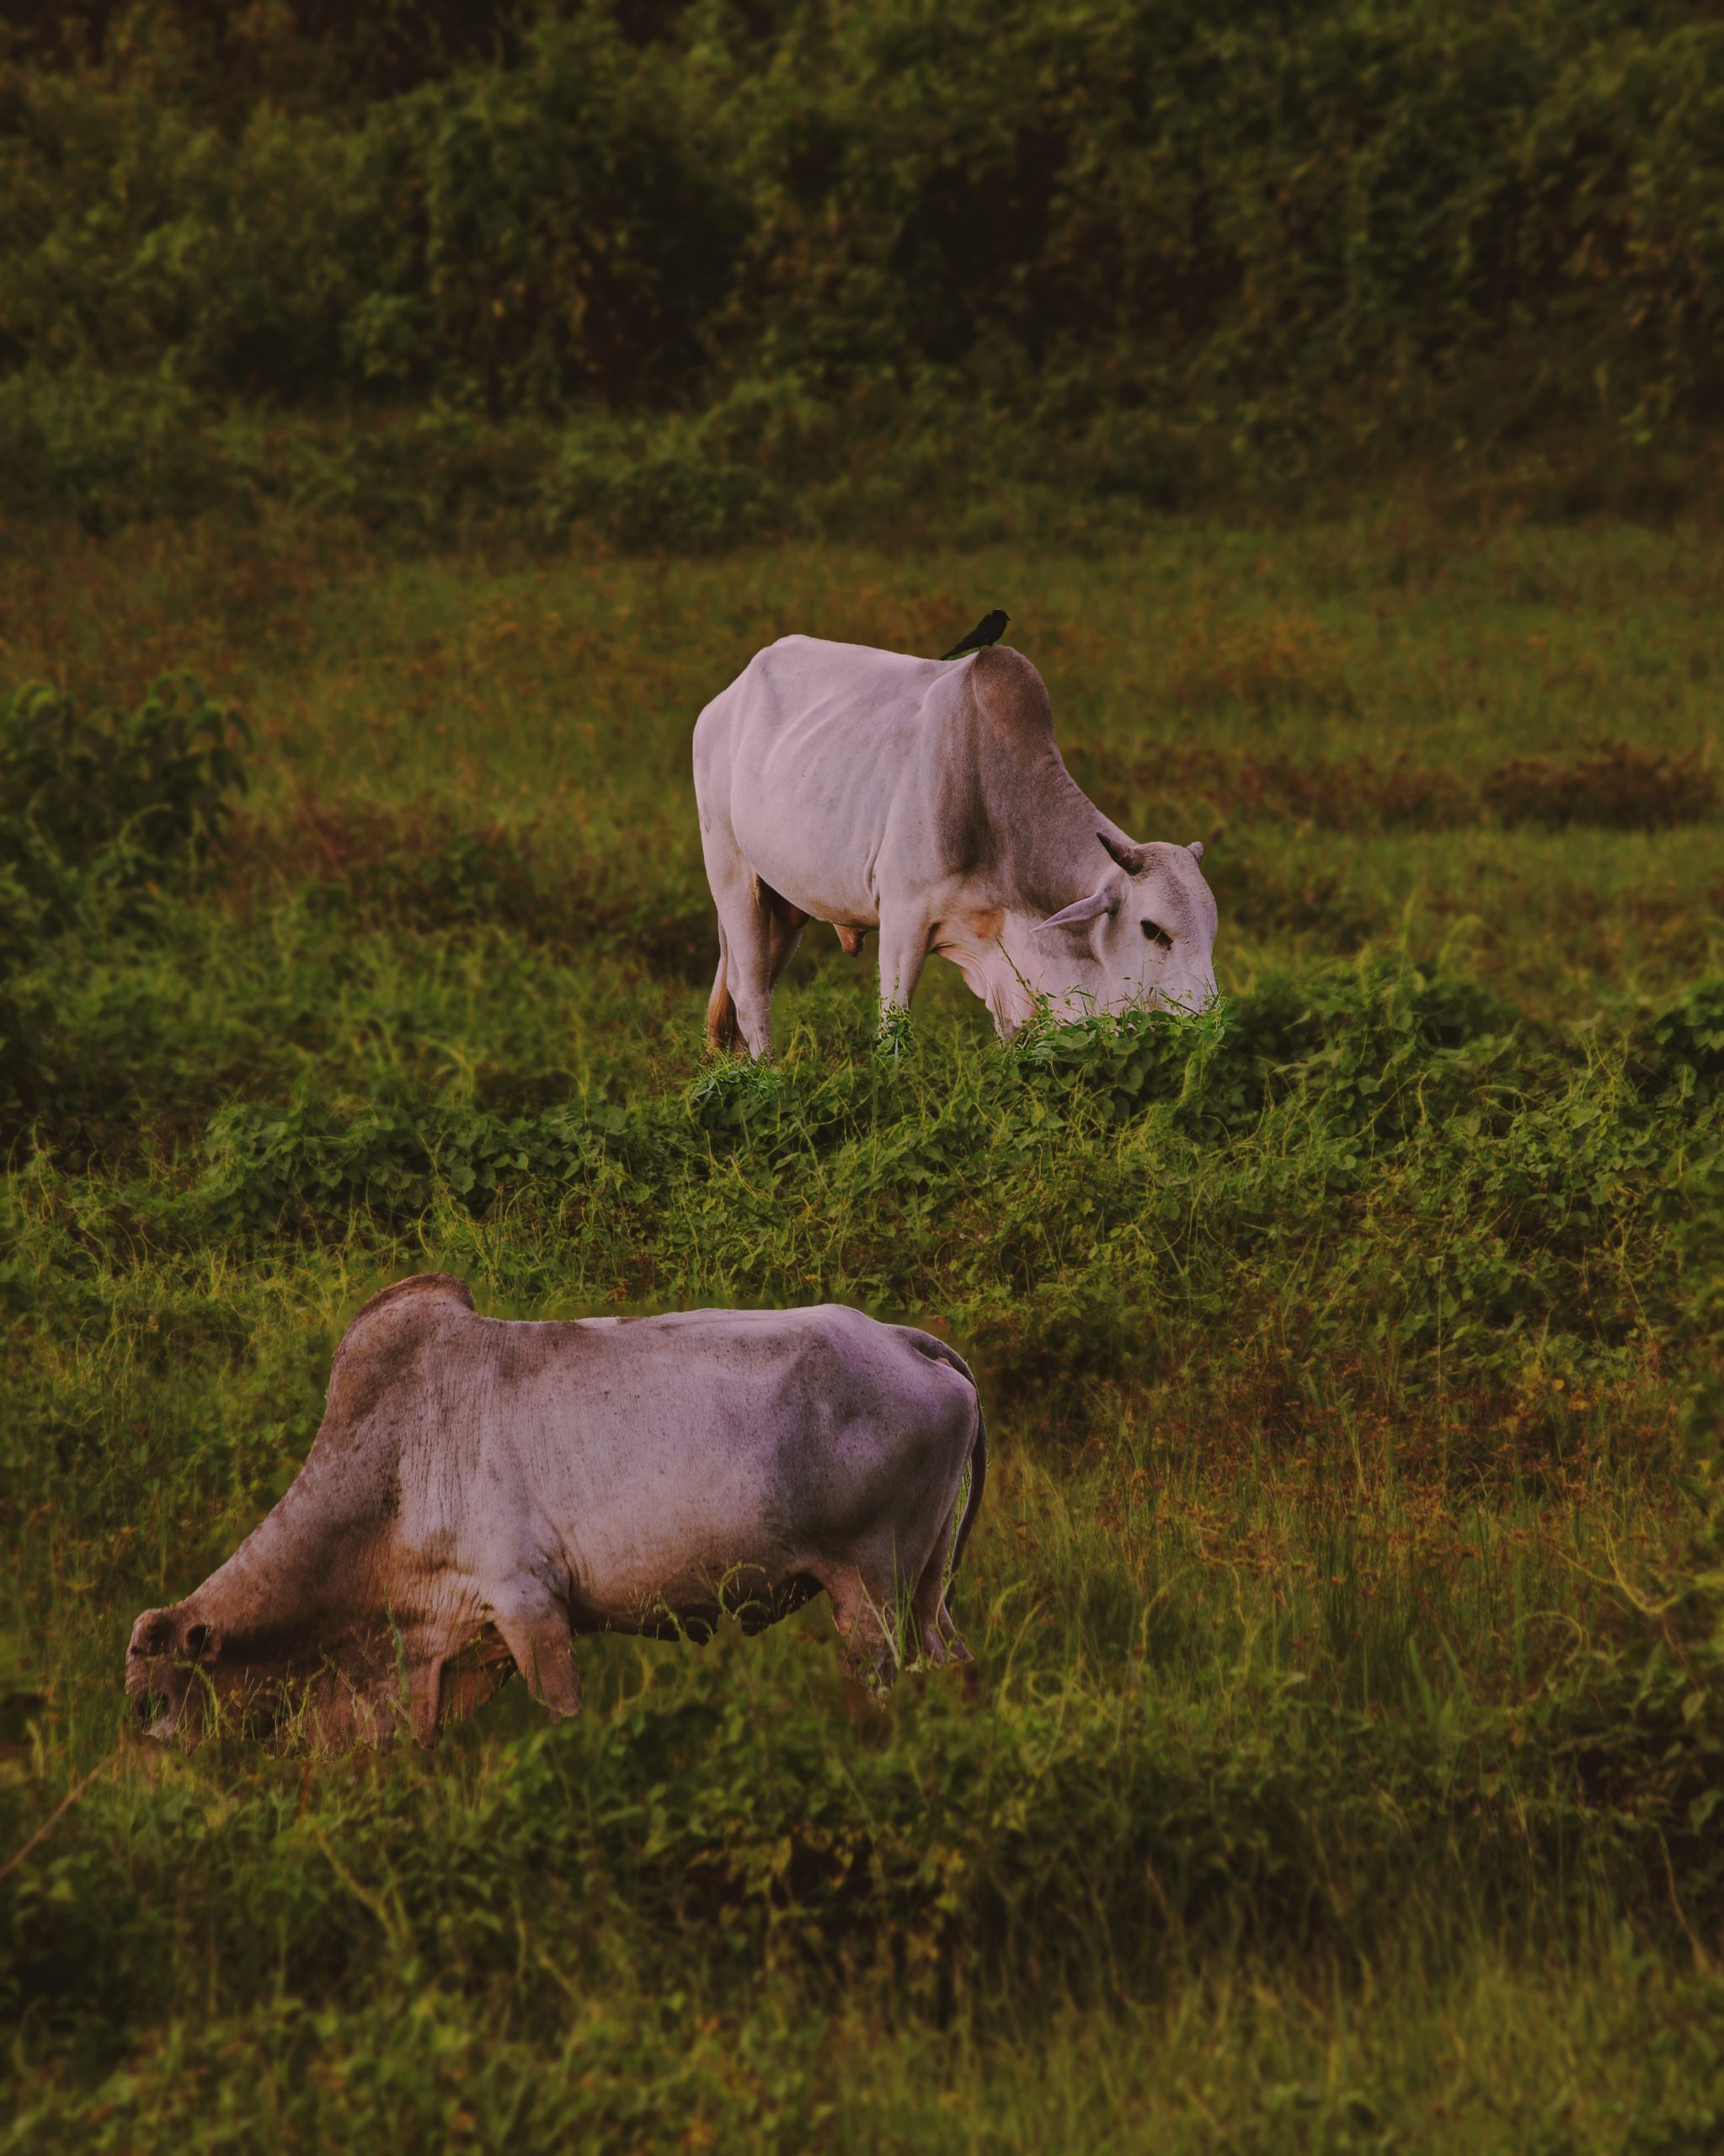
[694, 637, 1217, 1056]
[126, 1275, 986, 1749]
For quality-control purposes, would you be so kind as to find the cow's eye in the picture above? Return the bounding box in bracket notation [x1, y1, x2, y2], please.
[1141, 921, 1172, 950]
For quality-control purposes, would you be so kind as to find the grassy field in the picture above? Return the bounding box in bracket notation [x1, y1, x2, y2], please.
[2, 502, 1722, 2151]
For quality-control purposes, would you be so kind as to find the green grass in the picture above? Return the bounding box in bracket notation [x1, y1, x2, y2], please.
[2, 504, 1722, 2150]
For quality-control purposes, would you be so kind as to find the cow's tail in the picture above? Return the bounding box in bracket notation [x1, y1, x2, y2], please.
[952, 1380, 988, 1582]
[909, 1335, 989, 1582]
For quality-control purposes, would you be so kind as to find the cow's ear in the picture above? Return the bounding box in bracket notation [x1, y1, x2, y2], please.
[1097, 830, 1150, 876]
[1188, 839, 1204, 862]
[181, 1620, 222, 1662]
[1033, 887, 1115, 933]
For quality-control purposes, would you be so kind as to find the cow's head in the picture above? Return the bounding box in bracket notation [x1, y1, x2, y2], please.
[1032, 833, 1218, 1017]
[125, 1602, 230, 1742]
[127, 1594, 499, 1751]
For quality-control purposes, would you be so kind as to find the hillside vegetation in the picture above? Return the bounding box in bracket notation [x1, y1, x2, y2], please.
[5, 3, 1724, 2141]
[1, 508, 1721, 2147]
[3, 0, 1724, 537]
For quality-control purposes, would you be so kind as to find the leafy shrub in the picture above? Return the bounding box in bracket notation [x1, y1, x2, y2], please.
[1252, 962, 1524, 1139]
[179, 958, 1716, 1434]
[273, 406, 556, 539]
[1006, 963, 1524, 1140]
[0, 365, 222, 532]
[1007, 999, 1225, 1123]
[0, 974, 53, 1149]
[0, 675, 248, 903]
[198, 1097, 644, 1233]
[0, 675, 248, 1142]
[1632, 979, 1724, 1110]
[686, 1059, 802, 1137]
[542, 420, 779, 552]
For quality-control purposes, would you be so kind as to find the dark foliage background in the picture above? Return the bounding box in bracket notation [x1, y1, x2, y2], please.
[3, 0, 1722, 536]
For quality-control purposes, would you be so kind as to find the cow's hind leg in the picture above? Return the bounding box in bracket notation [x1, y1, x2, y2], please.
[703, 852, 777, 1061]
[707, 893, 800, 1054]
[812, 1560, 900, 1698]
[768, 895, 808, 989]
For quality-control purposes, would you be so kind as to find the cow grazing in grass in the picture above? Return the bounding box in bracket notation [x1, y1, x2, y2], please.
[126, 1275, 986, 1750]
[694, 637, 1218, 1057]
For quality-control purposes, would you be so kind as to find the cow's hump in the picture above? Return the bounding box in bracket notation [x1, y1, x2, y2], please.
[964, 645, 1055, 755]
[348, 1273, 476, 1326]
[327, 1273, 476, 1430]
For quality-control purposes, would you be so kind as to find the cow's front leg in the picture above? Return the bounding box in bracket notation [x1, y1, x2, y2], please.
[490, 1587, 583, 1721]
[875, 909, 931, 1051]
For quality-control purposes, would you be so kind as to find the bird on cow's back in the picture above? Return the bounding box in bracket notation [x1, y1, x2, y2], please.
[939, 609, 1009, 660]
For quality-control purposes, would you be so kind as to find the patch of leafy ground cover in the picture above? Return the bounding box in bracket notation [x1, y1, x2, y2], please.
[4, 1405, 1724, 2149]
[2, 515, 1722, 2146]
[8, 1954, 1724, 2152]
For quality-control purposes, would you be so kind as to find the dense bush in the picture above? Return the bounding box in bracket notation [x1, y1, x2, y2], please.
[0, 674, 247, 1145]
[541, 416, 780, 550]
[4, 1, 1724, 533]
[1633, 978, 1724, 1111]
[169, 962, 1719, 1447]
[0, 675, 248, 898]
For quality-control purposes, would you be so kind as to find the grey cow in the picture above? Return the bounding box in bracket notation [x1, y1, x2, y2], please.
[126, 1275, 986, 1749]
[695, 636, 1218, 1058]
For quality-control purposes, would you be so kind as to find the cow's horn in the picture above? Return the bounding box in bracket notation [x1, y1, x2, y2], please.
[1097, 830, 1151, 876]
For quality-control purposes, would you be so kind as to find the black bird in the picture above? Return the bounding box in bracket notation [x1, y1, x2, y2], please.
[940, 608, 1009, 660]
